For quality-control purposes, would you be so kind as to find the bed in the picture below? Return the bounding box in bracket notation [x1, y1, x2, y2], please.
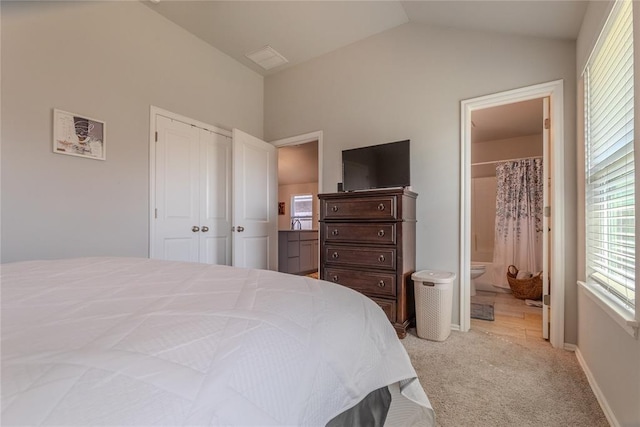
[1, 257, 434, 426]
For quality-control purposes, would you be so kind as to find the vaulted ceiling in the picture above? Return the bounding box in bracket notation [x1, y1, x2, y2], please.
[145, 1, 588, 76]
[144, 1, 586, 184]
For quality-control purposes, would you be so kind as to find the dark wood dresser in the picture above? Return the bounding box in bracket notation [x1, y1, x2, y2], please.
[318, 188, 417, 338]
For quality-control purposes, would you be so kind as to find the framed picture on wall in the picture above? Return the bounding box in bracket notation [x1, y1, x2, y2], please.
[53, 109, 106, 160]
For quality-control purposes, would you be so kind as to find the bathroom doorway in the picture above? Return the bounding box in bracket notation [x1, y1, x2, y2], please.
[469, 98, 546, 341]
[276, 140, 319, 231]
[460, 80, 566, 349]
[271, 131, 323, 276]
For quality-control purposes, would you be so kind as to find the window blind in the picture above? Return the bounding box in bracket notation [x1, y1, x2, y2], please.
[585, 0, 636, 311]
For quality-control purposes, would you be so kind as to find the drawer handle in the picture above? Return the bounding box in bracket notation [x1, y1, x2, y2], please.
[331, 229, 339, 236]
[378, 255, 385, 262]
[377, 229, 385, 237]
[332, 252, 340, 259]
[332, 205, 339, 212]
[332, 275, 339, 282]
[378, 280, 386, 288]
[377, 203, 385, 211]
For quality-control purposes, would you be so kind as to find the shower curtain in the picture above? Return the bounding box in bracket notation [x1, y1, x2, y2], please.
[492, 158, 544, 288]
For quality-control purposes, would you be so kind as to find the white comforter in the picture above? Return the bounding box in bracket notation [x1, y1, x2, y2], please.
[1, 257, 434, 426]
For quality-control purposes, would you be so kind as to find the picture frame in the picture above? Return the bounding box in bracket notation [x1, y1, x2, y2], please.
[53, 109, 106, 160]
[278, 202, 285, 215]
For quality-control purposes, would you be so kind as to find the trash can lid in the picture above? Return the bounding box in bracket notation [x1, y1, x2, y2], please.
[412, 269, 456, 284]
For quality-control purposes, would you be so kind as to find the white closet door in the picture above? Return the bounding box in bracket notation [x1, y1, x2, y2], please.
[232, 129, 277, 270]
[151, 111, 272, 267]
[153, 116, 200, 262]
[199, 129, 232, 265]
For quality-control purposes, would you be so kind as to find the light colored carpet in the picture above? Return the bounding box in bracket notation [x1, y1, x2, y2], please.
[401, 328, 608, 427]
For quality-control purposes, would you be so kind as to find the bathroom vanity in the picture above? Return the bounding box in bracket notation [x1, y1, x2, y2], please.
[278, 230, 319, 275]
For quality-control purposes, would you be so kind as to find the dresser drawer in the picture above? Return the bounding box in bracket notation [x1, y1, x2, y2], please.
[323, 223, 396, 244]
[325, 267, 396, 297]
[369, 297, 397, 322]
[325, 246, 396, 269]
[321, 196, 397, 220]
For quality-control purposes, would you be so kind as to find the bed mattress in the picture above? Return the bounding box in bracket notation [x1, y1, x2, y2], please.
[1, 257, 434, 426]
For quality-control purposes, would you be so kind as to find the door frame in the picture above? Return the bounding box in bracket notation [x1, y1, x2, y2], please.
[148, 106, 232, 258]
[460, 80, 565, 348]
[271, 131, 324, 271]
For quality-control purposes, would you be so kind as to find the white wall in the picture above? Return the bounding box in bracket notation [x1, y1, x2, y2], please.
[1, 1, 263, 262]
[264, 22, 577, 340]
[575, 2, 640, 425]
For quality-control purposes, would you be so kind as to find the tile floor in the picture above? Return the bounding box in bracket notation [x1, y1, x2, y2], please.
[471, 290, 545, 342]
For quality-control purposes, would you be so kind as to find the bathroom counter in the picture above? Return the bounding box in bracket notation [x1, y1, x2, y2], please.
[278, 230, 319, 275]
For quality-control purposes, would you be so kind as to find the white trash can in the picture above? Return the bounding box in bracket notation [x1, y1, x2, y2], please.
[412, 270, 456, 341]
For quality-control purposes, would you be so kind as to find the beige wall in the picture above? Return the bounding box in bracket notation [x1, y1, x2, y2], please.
[575, 1, 640, 425]
[265, 22, 577, 338]
[470, 177, 496, 263]
[472, 134, 542, 178]
[277, 183, 319, 231]
[1, 1, 263, 262]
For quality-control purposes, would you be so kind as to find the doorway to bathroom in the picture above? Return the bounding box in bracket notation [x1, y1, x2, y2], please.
[460, 80, 566, 349]
[470, 98, 546, 341]
[272, 131, 323, 277]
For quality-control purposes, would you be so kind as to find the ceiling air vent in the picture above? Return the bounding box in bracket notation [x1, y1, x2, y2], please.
[245, 46, 288, 70]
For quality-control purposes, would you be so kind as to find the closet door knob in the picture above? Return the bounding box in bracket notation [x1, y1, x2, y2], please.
[201, 226, 209, 232]
[192, 226, 200, 232]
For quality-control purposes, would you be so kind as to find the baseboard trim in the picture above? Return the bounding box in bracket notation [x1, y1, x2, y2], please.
[574, 347, 620, 427]
[450, 324, 461, 332]
[564, 343, 577, 352]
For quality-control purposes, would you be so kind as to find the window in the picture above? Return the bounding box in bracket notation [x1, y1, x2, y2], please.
[584, 0, 636, 313]
[291, 194, 313, 230]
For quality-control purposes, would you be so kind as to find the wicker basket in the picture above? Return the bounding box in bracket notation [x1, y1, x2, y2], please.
[506, 265, 543, 300]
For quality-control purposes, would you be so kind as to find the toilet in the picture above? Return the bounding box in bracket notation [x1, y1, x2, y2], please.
[470, 264, 486, 296]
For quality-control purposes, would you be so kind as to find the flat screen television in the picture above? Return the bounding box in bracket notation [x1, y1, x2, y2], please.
[342, 140, 410, 192]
